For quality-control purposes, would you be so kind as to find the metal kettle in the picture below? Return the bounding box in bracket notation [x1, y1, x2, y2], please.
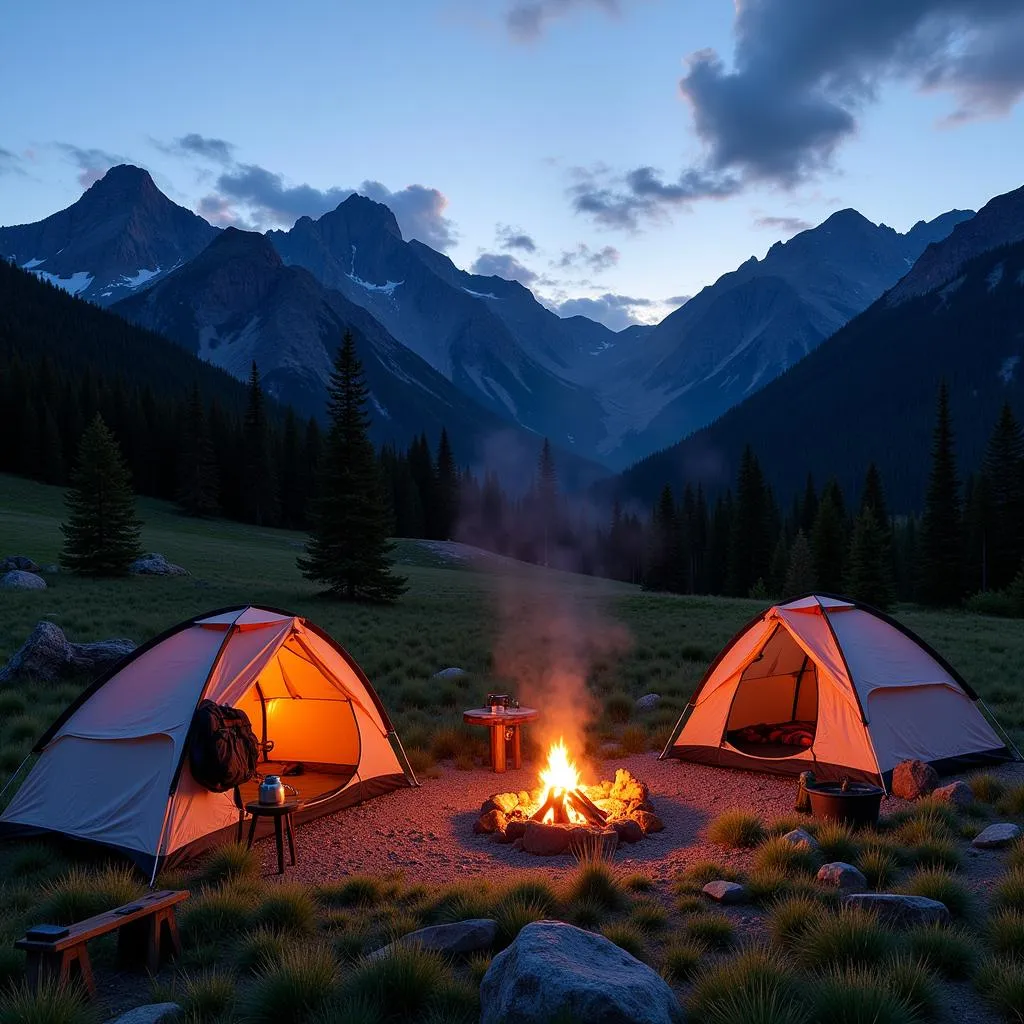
[258, 775, 286, 805]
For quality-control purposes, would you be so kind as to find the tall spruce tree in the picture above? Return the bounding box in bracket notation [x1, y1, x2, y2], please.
[784, 530, 816, 596]
[241, 362, 278, 526]
[434, 428, 459, 540]
[177, 382, 219, 517]
[645, 485, 682, 592]
[980, 402, 1024, 591]
[727, 446, 771, 596]
[60, 414, 143, 576]
[918, 382, 964, 606]
[811, 487, 846, 592]
[298, 332, 407, 602]
[846, 507, 896, 610]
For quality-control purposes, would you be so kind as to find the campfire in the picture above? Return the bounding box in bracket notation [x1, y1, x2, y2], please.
[474, 738, 663, 856]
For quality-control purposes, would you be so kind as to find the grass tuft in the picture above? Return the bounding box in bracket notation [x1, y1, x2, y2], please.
[996, 785, 1024, 818]
[177, 970, 236, 1023]
[629, 898, 669, 933]
[767, 895, 828, 950]
[815, 822, 860, 864]
[900, 867, 973, 921]
[684, 913, 734, 949]
[344, 944, 453, 1021]
[35, 864, 144, 925]
[795, 906, 894, 970]
[994, 867, 1024, 912]
[317, 876, 389, 909]
[253, 884, 318, 935]
[0, 976, 96, 1024]
[884, 953, 942, 1020]
[809, 964, 919, 1024]
[661, 938, 707, 984]
[969, 772, 1005, 804]
[599, 921, 648, 961]
[181, 886, 255, 944]
[234, 927, 289, 975]
[856, 843, 901, 890]
[199, 843, 260, 886]
[675, 861, 740, 894]
[237, 945, 336, 1023]
[750, 836, 818, 877]
[905, 922, 978, 980]
[975, 957, 1024, 1023]
[563, 861, 624, 913]
[623, 872, 656, 893]
[688, 948, 802, 1024]
[989, 908, 1024, 961]
[707, 810, 765, 849]
[494, 894, 549, 945]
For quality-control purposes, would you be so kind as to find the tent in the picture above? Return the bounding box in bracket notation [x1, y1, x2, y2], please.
[661, 595, 1014, 789]
[0, 606, 417, 876]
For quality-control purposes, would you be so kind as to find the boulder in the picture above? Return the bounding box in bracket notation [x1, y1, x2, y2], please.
[611, 819, 644, 844]
[634, 693, 661, 712]
[891, 759, 939, 800]
[432, 666, 467, 680]
[611, 768, 648, 805]
[702, 880, 749, 904]
[841, 894, 950, 928]
[129, 553, 188, 576]
[932, 781, 972, 808]
[480, 921, 683, 1024]
[0, 570, 46, 591]
[490, 792, 520, 814]
[0, 621, 136, 684]
[103, 1004, 182, 1024]
[632, 810, 664, 834]
[817, 862, 868, 892]
[474, 809, 507, 835]
[367, 919, 497, 961]
[782, 828, 820, 852]
[972, 822, 1022, 849]
[595, 797, 628, 819]
[522, 822, 573, 856]
[1, 555, 41, 572]
[505, 820, 528, 843]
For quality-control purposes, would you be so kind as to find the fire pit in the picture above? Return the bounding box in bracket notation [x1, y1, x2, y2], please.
[473, 739, 663, 856]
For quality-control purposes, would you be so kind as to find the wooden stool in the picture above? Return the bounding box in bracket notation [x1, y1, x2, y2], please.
[244, 800, 299, 874]
[463, 707, 539, 773]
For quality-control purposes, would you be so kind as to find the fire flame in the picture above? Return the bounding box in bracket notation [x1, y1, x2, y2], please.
[538, 739, 582, 823]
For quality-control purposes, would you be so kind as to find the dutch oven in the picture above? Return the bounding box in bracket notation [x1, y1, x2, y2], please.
[806, 779, 884, 828]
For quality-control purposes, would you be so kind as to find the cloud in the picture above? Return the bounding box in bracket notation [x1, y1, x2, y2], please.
[557, 242, 620, 272]
[569, 164, 740, 230]
[0, 147, 23, 176]
[159, 133, 236, 165]
[497, 224, 537, 253]
[549, 291, 656, 331]
[665, 294, 691, 307]
[197, 193, 248, 228]
[505, 0, 625, 41]
[470, 252, 538, 285]
[755, 215, 813, 234]
[208, 163, 456, 249]
[677, 0, 1024, 188]
[55, 144, 128, 187]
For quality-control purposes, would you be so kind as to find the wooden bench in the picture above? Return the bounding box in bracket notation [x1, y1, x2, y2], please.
[15, 889, 188, 999]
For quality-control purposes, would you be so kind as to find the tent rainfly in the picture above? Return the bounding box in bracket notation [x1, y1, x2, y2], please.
[661, 595, 1015, 789]
[0, 607, 417, 876]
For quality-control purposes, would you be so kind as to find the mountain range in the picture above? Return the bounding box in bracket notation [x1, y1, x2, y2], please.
[615, 184, 1024, 511]
[0, 165, 994, 478]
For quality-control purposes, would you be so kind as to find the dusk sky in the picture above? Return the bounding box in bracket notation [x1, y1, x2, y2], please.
[2, 0, 1023, 330]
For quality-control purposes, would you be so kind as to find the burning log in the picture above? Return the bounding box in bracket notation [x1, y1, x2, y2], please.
[528, 788, 608, 827]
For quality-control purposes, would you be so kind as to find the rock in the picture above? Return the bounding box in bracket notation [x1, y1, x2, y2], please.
[367, 919, 497, 961]
[522, 822, 572, 856]
[972, 823, 1022, 849]
[490, 792, 520, 814]
[480, 921, 683, 1024]
[474, 809, 507, 835]
[842, 894, 950, 928]
[1, 555, 41, 572]
[634, 693, 661, 712]
[129, 553, 188, 576]
[632, 810, 664, 834]
[568, 828, 619, 860]
[41, 564, 60, 574]
[505, 820, 528, 842]
[702, 880, 749, 904]
[0, 621, 136, 684]
[817, 862, 868, 892]
[432, 666, 467, 680]
[933, 781, 972, 808]
[0, 570, 47, 591]
[103, 1004, 182, 1024]
[611, 819, 644, 844]
[891, 759, 939, 800]
[596, 797, 628, 818]
[782, 828, 819, 852]
[611, 768, 648, 805]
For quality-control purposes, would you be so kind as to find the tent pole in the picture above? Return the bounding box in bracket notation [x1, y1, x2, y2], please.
[980, 700, 1024, 761]
[660, 704, 692, 760]
[0, 754, 31, 803]
[390, 730, 420, 786]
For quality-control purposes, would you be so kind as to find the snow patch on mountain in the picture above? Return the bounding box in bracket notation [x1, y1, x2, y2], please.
[34, 270, 93, 295]
[1000, 355, 1020, 384]
[463, 287, 499, 300]
[987, 262, 1004, 291]
[348, 244, 402, 295]
[20, 257, 45, 269]
[121, 266, 161, 289]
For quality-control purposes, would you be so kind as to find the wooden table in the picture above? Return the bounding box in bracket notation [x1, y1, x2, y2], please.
[463, 706, 539, 773]
[15, 889, 187, 998]
[244, 799, 299, 874]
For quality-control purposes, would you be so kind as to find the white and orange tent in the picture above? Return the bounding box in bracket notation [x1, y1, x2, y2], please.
[661, 595, 1014, 789]
[0, 606, 416, 877]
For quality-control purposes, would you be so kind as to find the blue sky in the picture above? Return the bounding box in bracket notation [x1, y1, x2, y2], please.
[2, 0, 1022, 329]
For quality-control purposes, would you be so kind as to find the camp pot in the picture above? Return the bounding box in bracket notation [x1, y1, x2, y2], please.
[259, 775, 286, 805]
[806, 780, 884, 828]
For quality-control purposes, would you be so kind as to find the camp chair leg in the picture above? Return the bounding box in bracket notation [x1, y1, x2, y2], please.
[285, 813, 296, 866]
[273, 814, 285, 874]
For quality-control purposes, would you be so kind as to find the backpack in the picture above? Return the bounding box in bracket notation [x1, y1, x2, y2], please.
[187, 699, 259, 792]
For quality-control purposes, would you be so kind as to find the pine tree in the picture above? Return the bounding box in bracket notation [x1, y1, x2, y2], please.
[846, 507, 896, 610]
[727, 446, 771, 596]
[645, 485, 682, 592]
[860, 463, 889, 532]
[811, 487, 846, 592]
[800, 474, 818, 536]
[434, 428, 459, 540]
[241, 362, 278, 526]
[177, 383, 219, 517]
[980, 402, 1024, 591]
[918, 382, 964, 606]
[60, 414, 143, 576]
[537, 438, 559, 567]
[298, 332, 407, 602]
[769, 532, 789, 597]
[784, 530, 816, 596]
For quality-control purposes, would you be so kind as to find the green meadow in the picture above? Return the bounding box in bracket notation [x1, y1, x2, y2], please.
[2, 473, 1024, 1022]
